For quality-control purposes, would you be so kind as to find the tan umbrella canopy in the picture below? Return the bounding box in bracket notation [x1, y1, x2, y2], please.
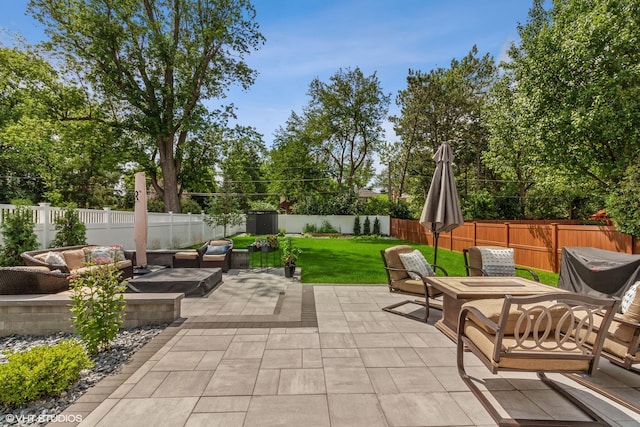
[419, 142, 464, 266]
[134, 172, 148, 271]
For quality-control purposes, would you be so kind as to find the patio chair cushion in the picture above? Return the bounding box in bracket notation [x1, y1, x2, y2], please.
[462, 299, 567, 335]
[202, 254, 226, 262]
[383, 245, 414, 281]
[398, 250, 435, 279]
[392, 278, 442, 296]
[174, 251, 198, 260]
[613, 287, 640, 342]
[463, 320, 591, 371]
[63, 247, 92, 270]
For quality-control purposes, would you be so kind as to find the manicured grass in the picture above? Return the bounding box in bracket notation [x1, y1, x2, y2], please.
[229, 235, 559, 286]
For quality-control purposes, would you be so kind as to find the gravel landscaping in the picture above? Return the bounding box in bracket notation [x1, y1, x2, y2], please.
[0, 325, 166, 426]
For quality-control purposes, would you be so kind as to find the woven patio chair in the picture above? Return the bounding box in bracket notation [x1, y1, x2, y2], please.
[380, 245, 447, 322]
[463, 246, 539, 282]
[457, 292, 619, 426]
[0, 266, 70, 295]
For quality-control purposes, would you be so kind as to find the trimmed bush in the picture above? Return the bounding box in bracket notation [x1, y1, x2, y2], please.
[353, 216, 361, 236]
[0, 204, 38, 266]
[50, 204, 87, 248]
[363, 216, 371, 235]
[0, 339, 93, 407]
[373, 217, 381, 235]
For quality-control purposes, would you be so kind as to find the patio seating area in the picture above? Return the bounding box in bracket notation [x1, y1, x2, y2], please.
[56, 269, 640, 427]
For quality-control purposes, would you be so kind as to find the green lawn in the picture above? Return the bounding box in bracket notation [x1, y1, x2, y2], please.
[227, 235, 559, 286]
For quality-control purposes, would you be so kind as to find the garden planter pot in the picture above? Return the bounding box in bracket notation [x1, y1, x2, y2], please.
[284, 263, 296, 278]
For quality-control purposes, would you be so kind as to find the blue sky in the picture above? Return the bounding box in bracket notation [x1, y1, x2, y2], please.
[0, 0, 533, 148]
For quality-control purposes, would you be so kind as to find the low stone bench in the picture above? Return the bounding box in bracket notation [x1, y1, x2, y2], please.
[0, 292, 183, 337]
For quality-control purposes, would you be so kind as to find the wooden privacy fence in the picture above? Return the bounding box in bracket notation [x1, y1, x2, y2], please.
[391, 219, 640, 273]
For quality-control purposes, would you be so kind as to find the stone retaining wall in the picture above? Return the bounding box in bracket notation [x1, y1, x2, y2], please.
[0, 292, 183, 336]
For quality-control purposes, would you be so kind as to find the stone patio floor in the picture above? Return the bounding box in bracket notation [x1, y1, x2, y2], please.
[58, 269, 640, 426]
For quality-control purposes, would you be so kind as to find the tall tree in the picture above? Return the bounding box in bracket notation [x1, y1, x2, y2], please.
[29, 0, 265, 212]
[305, 67, 390, 191]
[266, 112, 330, 203]
[508, 0, 640, 190]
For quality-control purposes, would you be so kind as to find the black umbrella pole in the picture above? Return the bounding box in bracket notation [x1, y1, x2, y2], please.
[433, 232, 440, 267]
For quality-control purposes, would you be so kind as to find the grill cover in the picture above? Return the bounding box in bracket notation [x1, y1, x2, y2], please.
[558, 247, 640, 297]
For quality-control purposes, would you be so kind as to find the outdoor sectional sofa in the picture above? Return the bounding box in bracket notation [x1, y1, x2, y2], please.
[21, 245, 134, 279]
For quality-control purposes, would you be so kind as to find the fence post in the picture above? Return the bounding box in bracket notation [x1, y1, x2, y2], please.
[504, 222, 510, 248]
[472, 221, 477, 247]
[187, 212, 192, 245]
[169, 211, 174, 248]
[38, 202, 50, 249]
[551, 223, 559, 273]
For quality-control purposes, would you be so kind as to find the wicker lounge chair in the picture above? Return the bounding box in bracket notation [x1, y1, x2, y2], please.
[0, 266, 70, 295]
[197, 238, 233, 272]
[380, 245, 447, 322]
[463, 245, 539, 282]
[457, 292, 619, 425]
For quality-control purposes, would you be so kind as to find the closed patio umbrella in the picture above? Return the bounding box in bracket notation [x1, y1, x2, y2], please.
[134, 172, 149, 273]
[419, 142, 464, 266]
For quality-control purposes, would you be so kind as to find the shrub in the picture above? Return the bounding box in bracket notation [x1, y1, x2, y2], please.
[0, 339, 92, 407]
[181, 198, 202, 214]
[389, 200, 412, 219]
[147, 198, 165, 212]
[70, 264, 127, 354]
[0, 203, 38, 266]
[353, 216, 361, 236]
[302, 223, 318, 233]
[318, 220, 338, 233]
[50, 204, 87, 248]
[372, 217, 381, 235]
[363, 216, 371, 235]
[607, 162, 640, 237]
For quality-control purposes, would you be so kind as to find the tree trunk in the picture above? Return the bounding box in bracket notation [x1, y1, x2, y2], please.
[158, 135, 181, 213]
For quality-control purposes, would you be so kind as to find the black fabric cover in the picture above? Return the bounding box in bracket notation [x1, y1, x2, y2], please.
[127, 268, 222, 296]
[558, 247, 640, 297]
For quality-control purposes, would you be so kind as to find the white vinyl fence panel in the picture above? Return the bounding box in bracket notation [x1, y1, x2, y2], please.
[0, 204, 390, 250]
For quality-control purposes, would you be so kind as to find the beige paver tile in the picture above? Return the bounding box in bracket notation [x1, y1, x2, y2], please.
[204, 359, 261, 396]
[266, 333, 320, 349]
[319, 333, 357, 348]
[414, 347, 457, 367]
[327, 393, 387, 427]
[487, 390, 555, 421]
[126, 371, 169, 398]
[94, 397, 198, 427]
[151, 351, 205, 371]
[322, 348, 360, 358]
[260, 349, 302, 369]
[318, 319, 351, 333]
[352, 332, 410, 348]
[277, 368, 326, 395]
[231, 334, 268, 342]
[429, 366, 469, 392]
[193, 396, 251, 412]
[152, 371, 213, 397]
[223, 341, 266, 359]
[395, 347, 425, 366]
[450, 391, 495, 426]
[417, 332, 456, 348]
[387, 367, 445, 393]
[367, 368, 399, 394]
[322, 357, 364, 368]
[324, 367, 374, 394]
[378, 392, 472, 426]
[253, 369, 280, 395]
[244, 395, 330, 427]
[172, 335, 233, 351]
[195, 351, 225, 370]
[184, 412, 245, 427]
[201, 328, 237, 335]
[302, 348, 324, 368]
[360, 348, 405, 368]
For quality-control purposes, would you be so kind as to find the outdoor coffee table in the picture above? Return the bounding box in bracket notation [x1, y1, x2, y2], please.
[127, 268, 222, 297]
[424, 276, 560, 342]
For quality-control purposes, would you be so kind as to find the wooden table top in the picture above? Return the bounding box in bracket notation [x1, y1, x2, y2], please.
[424, 276, 558, 300]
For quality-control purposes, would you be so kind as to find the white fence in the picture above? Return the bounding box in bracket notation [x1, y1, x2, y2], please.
[0, 204, 391, 250]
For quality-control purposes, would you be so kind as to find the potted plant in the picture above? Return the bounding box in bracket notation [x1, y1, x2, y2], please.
[280, 237, 302, 278]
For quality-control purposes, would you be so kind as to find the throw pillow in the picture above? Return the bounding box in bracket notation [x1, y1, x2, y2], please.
[621, 281, 640, 314]
[478, 247, 516, 276]
[44, 251, 67, 266]
[206, 244, 228, 255]
[108, 244, 126, 261]
[87, 246, 114, 265]
[398, 250, 435, 280]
